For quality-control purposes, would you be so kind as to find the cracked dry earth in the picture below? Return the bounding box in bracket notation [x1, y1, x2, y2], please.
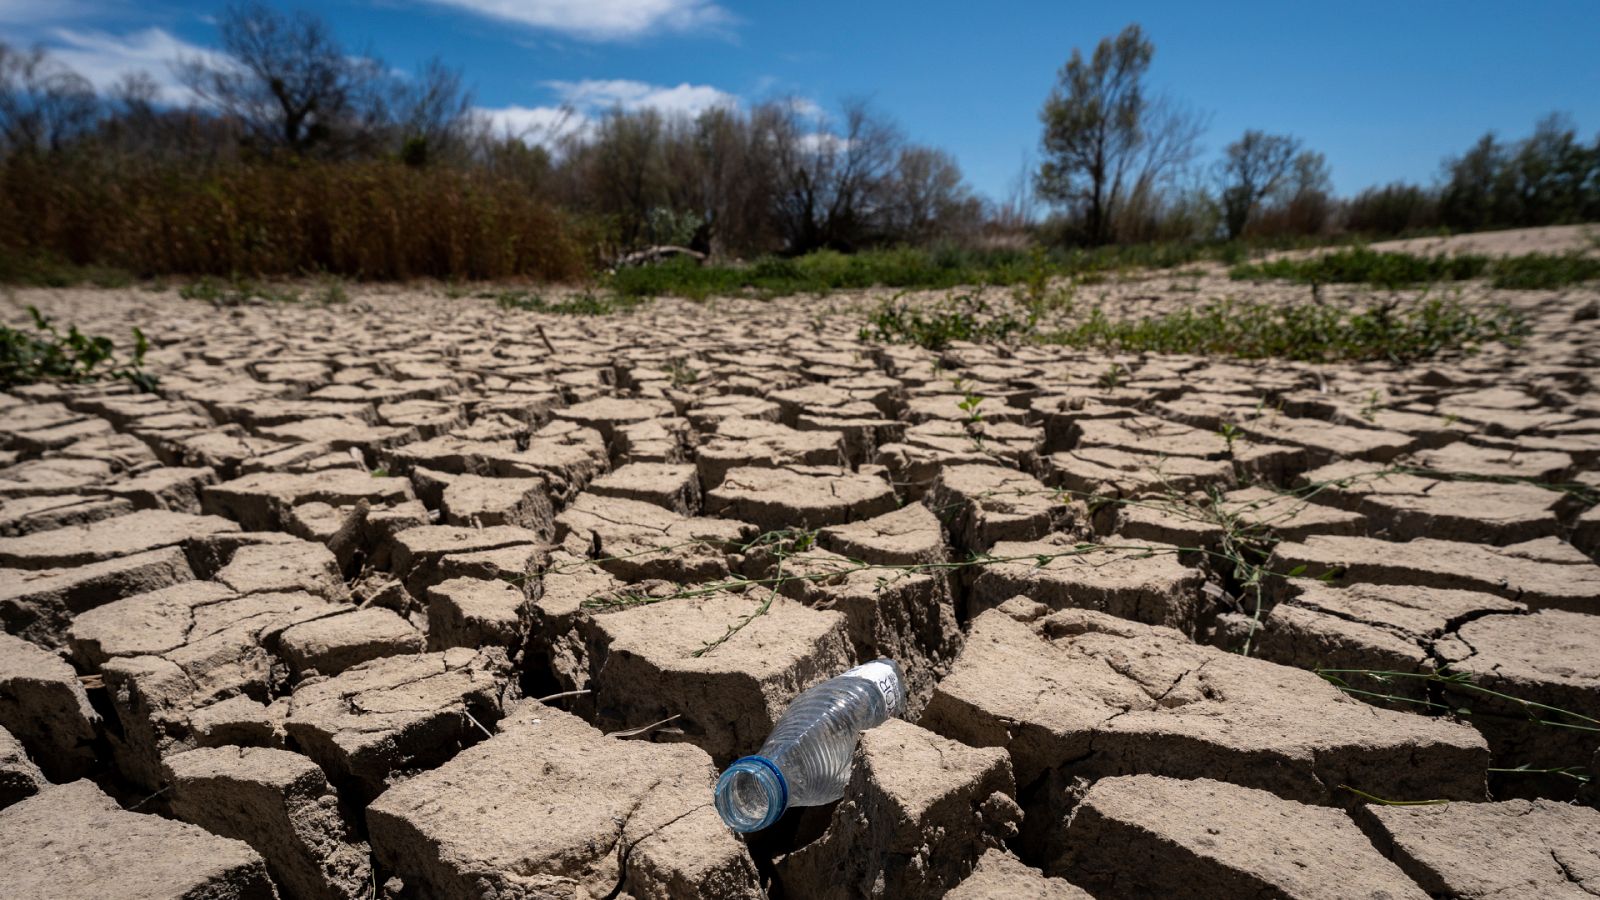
[1, 269, 1599, 900]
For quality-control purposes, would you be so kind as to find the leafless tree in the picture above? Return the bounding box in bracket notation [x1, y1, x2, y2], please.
[770, 98, 903, 251]
[0, 42, 99, 155]
[883, 146, 980, 243]
[1264, 149, 1333, 236]
[392, 58, 475, 164]
[177, 2, 387, 156]
[689, 105, 778, 255]
[991, 150, 1040, 234]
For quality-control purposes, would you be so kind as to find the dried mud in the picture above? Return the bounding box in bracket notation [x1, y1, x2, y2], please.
[2, 253, 1599, 898]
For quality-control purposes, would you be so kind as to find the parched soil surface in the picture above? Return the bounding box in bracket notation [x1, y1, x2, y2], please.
[2, 259, 1599, 899]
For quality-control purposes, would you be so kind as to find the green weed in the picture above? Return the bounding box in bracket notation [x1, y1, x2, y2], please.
[666, 359, 700, 387]
[1230, 248, 1489, 289]
[957, 389, 985, 423]
[860, 291, 1033, 351]
[179, 277, 302, 306]
[0, 251, 135, 288]
[1232, 247, 1600, 290]
[2, 306, 155, 390]
[1037, 297, 1528, 363]
[1487, 252, 1600, 290]
[494, 289, 640, 316]
[608, 241, 1267, 302]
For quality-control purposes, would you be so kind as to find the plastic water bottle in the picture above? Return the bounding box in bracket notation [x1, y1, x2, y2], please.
[714, 658, 907, 833]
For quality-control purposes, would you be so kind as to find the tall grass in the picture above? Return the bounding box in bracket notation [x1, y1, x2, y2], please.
[0, 156, 590, 282]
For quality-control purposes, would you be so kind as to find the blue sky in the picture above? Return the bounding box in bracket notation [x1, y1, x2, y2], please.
[6, 0, 1598, 202]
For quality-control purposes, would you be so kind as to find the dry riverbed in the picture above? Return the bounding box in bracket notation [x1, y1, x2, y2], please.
[1, 252, 1598, 898]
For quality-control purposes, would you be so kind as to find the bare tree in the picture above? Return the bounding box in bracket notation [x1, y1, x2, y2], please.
[691, 104, 778, 256]
[1036, 23, 1171, 244]
[178, 2, 387, 156]
[0, 43, 99, 155]
[1218, 130, 1300, 239]
[1271, 149, 1333, 236]
[985, 150, 1039, 236]
[770, 98, 903, 252]
[1106, 96, 1207, 242]
[586, 106, 668, 247]
[883, 146, 979, 243]
[392, 58, 475, 165]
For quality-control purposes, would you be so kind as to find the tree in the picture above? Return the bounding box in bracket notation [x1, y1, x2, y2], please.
[1503, 114, 1597, 226]
[1438, 115, 1600, 230]
[1107, 96, 1207, 242]
[586, 107, 668, 248]
[1037, 24, 1200, 244]
[1344, 182, 1438, 236]
[690, 104, 779, 256]
[1258, 149, 1333, 236]
[391, 58, 475, 165]
[1217, 130, 1300, 239]
[0, 42, 99, 155]
[882, 146, 980, 244]
[178, 2, 388, 156]
[771, 99, 903, 252]
[1439, 133, 1509, 230]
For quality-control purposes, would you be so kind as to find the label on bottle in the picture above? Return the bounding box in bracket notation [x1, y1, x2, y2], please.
[843, 660, 905, 718]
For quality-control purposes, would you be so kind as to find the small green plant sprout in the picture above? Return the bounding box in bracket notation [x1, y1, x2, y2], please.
[1097, 363, 1126, 390]
[666, 358, 700, 387]
[2, 306, 155, 391]
[1359, 389, 1382, 422]
[1217, 422, 1242, 455]
[957, 389, 985, 424]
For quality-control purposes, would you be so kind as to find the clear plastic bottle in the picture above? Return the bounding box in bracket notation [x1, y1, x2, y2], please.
[714, 658, 906, 833]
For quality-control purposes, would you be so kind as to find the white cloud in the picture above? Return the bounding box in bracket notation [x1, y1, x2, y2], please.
[545, 78, 736, 117]
[798, 131, 851, 155]
[416, 0, 731, 41]
[45, 27, 224, 103]
[479, 77, 737, 149]
[784, 96, 825, 120]
[478, 103, 590, 144]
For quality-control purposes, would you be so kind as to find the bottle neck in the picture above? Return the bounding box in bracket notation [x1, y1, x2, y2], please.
[714, 755, 789, 833]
